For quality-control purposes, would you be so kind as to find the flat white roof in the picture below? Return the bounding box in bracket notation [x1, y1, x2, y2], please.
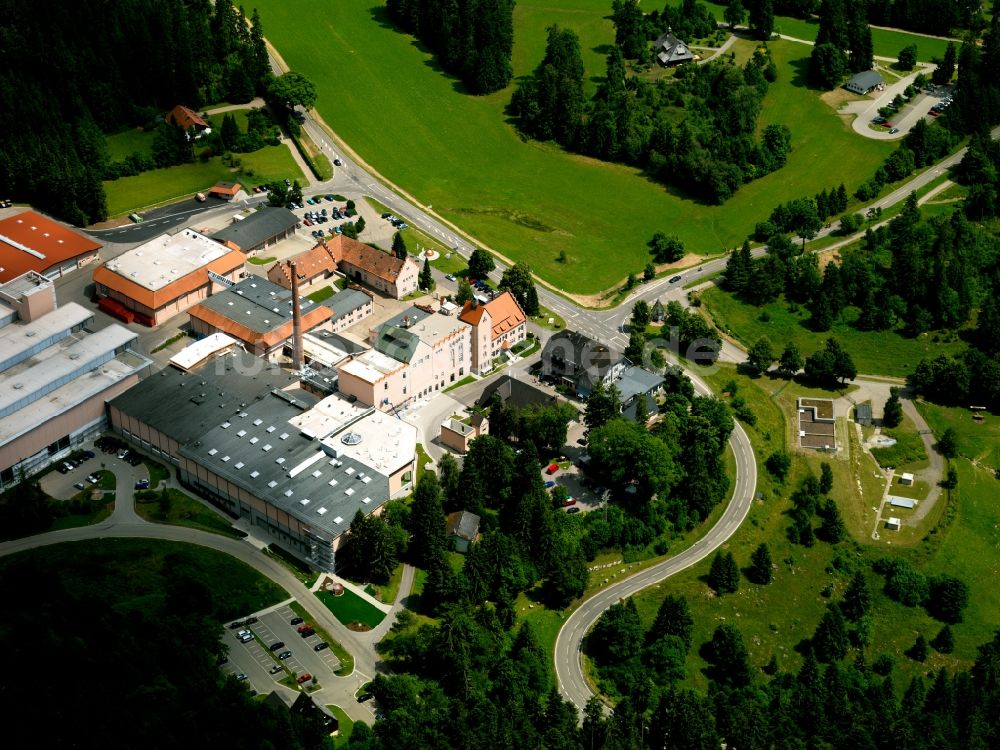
[301, 332, 350, 369]
[406, 314, 466, 346]
[339, 349, 405, 384]
[321, 409, 416, 476]
[900, 472, 914, 481]
[288, 393, 370, 440]
[0, 301, 92, 365]
[169, 332, 240, 372]
[103, 228, 227, 291]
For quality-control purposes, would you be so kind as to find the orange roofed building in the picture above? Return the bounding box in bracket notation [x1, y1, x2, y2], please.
[93, 228, 244, 326]
[268, 235, 419, 300]
[0, 209, 101, 283]
[459, 291, 527, 374]
[165, 105, 210, 133]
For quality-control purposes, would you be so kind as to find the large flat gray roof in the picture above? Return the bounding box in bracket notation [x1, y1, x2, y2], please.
[615, 366, 664, 404]
[108, 351, 311, 445]
[178, 393, 390, 540]
[194, 277, 324, 334]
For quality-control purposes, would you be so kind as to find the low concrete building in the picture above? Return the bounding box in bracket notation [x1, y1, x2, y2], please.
[899, 472, 914, 486]
[92, 228, 245, 326]
[885, 516, 901, 530]
[0, 274, 150, 487]
[108, 353, 416, 569]
[440, 414, 488, 454]
[211, 207, 299, 256]
[0, 209, 102, 284]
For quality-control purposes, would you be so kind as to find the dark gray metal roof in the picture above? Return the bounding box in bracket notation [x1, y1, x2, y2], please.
[374, 326, 421, 364]
[448, 510, 481, 541]
[108, 351, 306, 444]
[195, 277, 324, 334]
[615, 366, 664, 404]
[324, 288, 371, 320]
[845, 71, 884, 90]
[178, 393, 389, 539]
[210, 207, 298, 251]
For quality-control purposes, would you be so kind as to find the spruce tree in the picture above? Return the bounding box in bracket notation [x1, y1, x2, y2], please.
[749, 542, 773, 584]
[841, 570, 871, 622]
[931, 625, 955, 654]
[812, 604, 849, 662]
[883, 388, 903, 428]
[708, 550, 740, 594]
[419, 257, 435, 291]
[392, 232, 407, 259]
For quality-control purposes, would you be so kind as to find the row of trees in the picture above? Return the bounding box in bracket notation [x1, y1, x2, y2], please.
[808, 0, 874, 89]
[0, 0, 272, 225]
[384, 0, 514, 94]
[512, 26, 789, 203]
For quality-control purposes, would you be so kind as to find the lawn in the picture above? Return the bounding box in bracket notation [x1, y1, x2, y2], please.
[255, 0, 892, 295]
[327, 704, 357, 747]
[106, 127, 156, 161]
[102, 144, 304, 217]
[869, 415, 929, 470]
[315, 588, 386, 630]
[916, 401, 1000, 468]
[136, 488, 242, 538]
[306, 285, 337, 303]
[699, 286, 968, 378]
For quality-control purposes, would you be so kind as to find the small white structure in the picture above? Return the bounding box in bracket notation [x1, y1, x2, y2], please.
[889, 495, 915, 509]
[899, 472, 914, 486]
[886, 516, 901, 531]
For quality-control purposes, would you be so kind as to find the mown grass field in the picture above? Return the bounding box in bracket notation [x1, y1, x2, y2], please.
[700, 286, 968, 377]
[102, 144, 303, 216]
[316, 588, 386, 629]
[625, 366, 999, 693]
[870, 413, 930, 470]
[255, 0, 892, 295]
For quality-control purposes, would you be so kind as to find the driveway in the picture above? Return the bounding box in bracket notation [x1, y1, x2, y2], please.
[844, 68, 945, 140]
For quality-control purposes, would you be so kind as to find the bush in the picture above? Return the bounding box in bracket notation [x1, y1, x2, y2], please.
[765, 451, 791, 482]
[880, 558, 928, 607]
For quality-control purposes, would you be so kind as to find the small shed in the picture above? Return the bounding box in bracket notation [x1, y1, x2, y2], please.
[844, 71, 885, 95]
[899, 472, 914, 486]
[856, 403, 873, 426]
[209, 181, 243, 201]
[889, 495, 915, 509]
[446, 510, 481, 553]
[885, 516, 901, 531]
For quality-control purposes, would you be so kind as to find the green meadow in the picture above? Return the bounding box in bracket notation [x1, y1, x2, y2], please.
[255, 0, 892, 294]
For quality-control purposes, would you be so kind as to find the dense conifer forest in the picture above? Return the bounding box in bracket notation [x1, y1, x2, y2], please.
[0, 0, 270, 225]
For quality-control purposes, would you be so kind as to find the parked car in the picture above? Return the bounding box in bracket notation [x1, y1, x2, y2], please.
[544, 480, 555, 488]
[134, 479, 149, 490]
[889, 127, 899, 134]
[297, 624, 312, 633]
[278, 651, 293, 660]
[445, 274, 456, 282]
[240, 633, 254, 643]
[297, 673, 313, 684]
[82, 450, 95, 459]
[566, 507, 581, 514]
[357, 693, 373, 703]
[117, 449, 128, 459]
[381, 212, 391, 219]
[236, 673, 248, 681]
[269, 641, 285, 652]
[325, 194, 335, 201]
[57, 464, 69, 474]
[126, 455, 142, 466]
[303, 219, 313, 226]
[74, 482, 86, 491]
[314, 642, 329, 651]
[86, 474, 99, 484]
[563, 497, 577, 507]
[269, 664, 283, 674]
[290, 617, 304, 625]
[545, 463, 559, 475]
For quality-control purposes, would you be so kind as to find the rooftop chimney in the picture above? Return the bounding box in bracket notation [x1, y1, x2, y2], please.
[290, 261, 304, 370]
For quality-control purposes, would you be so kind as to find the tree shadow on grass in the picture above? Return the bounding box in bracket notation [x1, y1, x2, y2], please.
[593, 43, 614, 57]
[787, 54, 812, 90]
[367, 4, 471, 96]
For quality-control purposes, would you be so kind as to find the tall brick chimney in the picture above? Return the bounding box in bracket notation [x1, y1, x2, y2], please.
[290, 261, 304, 370]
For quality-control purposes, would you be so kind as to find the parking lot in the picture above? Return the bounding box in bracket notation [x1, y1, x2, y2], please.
[219, 602, 341, 695]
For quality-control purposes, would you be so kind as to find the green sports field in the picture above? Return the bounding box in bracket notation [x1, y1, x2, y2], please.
[255, 0, 893, 295]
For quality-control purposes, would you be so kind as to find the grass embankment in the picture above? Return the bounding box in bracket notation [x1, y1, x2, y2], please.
[315, 588, 386, 630]
[0, 538, 288, 617]
[264, 544, 321, 588]
[869, 413, 929, 470]
[135, 488, 242, 538]
[327, 704, 357, 746]
[103, 144, 304, 217]
[288, 601, 355, 676]
[255, 0, 891, 294]
[620, 365, 996, 695]
[699, 286, 967, 378]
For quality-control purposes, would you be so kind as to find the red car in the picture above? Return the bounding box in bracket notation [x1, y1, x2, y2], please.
[297, 623, 313, 633]
[297, 673, 313, 684]
[563, 497, 577, 507]
[545, 463, 559, 475]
